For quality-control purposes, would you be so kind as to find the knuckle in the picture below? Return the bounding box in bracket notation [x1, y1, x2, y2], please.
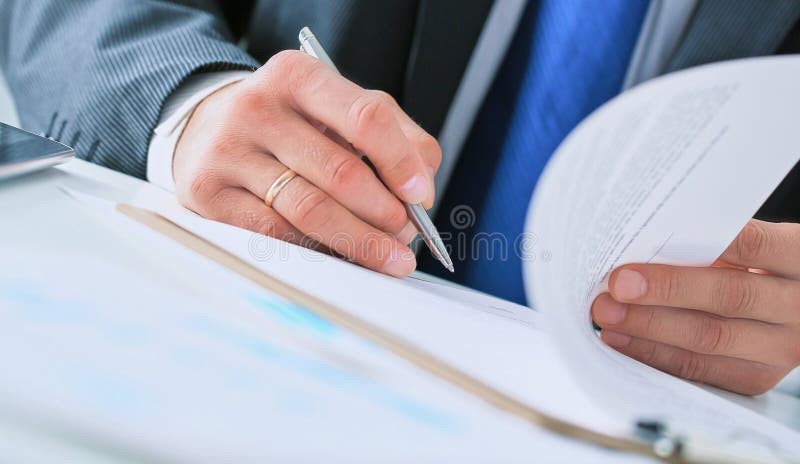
[289, 59, 330, 99]
[694, 318, 733, 354]
[652, 269, 681, 303]
[266, 50, 326, 98]
[677, 352, 707, 381]
[416, 132, 442, 168]
[230, 89, 265, 117]
[265, 49, 306, 78]
[640, 341, 659, 365]
[372, 90, 397, 106]
[348, 91, 393, 143]
[206, 132, 240, 162]
[186, 169, 223, 203]
[734, 221, 769, 262]
[642, 308, 664, 338]
[714, 275, 757, 316]
[186, 184, 231, 220]
[293, 189, 334, 230]
[324, 155, 365, 191]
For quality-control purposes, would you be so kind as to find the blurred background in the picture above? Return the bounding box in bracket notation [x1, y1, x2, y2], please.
[0, 69, 19, 126]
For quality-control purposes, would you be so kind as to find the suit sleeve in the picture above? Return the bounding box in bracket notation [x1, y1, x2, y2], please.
[0, 1, 260, 178]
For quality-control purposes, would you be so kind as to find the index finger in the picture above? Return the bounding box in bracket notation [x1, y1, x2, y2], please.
[262, 51, 434, 206]
[608, 264, 800, 324]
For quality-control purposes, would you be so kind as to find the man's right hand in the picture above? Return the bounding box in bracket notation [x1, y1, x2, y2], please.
[172, 50, 442, 277]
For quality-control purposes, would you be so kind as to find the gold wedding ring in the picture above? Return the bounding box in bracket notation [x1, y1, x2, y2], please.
[264, 169, 297, 207]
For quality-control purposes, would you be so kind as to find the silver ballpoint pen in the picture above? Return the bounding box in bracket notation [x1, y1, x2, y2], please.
[299, 26, 454, 273]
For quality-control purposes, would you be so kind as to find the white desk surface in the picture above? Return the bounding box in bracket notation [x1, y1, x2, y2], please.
[1, 159, 799, 454]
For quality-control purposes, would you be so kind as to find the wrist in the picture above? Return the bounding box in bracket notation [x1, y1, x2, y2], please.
[147, 71, 252, 192]
[174, 79, 244, 178]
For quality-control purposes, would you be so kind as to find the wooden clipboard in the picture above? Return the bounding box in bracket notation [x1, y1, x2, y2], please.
[116, 202, 694, 463]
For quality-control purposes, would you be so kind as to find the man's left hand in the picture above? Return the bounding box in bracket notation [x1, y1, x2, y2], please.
[591, 219, 800, 395]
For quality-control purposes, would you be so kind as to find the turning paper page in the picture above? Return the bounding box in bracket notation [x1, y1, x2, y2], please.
[525, 56, 800, 451]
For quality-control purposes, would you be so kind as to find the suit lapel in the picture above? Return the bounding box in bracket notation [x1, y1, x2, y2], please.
[666, 0, 800, 72]
[401, 0, 494, 137]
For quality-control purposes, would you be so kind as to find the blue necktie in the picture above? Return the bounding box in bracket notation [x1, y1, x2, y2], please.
[424, 0, 650, 304]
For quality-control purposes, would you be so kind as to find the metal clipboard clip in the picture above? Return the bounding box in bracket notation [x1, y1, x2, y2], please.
[636, 420, 800, 464]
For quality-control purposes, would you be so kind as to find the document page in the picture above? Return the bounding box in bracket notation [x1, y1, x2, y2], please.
[0, 194, 642, 463]
[525, 56, 800, 451]
[113, 186, 625, 437]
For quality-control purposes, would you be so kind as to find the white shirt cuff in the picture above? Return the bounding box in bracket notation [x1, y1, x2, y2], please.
[147, 70, 252, 192]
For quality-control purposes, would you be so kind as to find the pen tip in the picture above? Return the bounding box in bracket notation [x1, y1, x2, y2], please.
[446, 264, 454, 273]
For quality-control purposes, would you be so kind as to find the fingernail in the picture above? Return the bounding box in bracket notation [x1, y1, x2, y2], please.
[397, 221, 418, 245]
[613, 269, 647, 301]
[382, 248, 417, 277]
[399, 174, 429, 204]
[593, 298, 627, 325]
[601, 331, 631, 348]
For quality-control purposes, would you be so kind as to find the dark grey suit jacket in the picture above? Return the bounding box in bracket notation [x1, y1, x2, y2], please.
[1, 0, 799, 218]
[0, 0, 492, 179]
